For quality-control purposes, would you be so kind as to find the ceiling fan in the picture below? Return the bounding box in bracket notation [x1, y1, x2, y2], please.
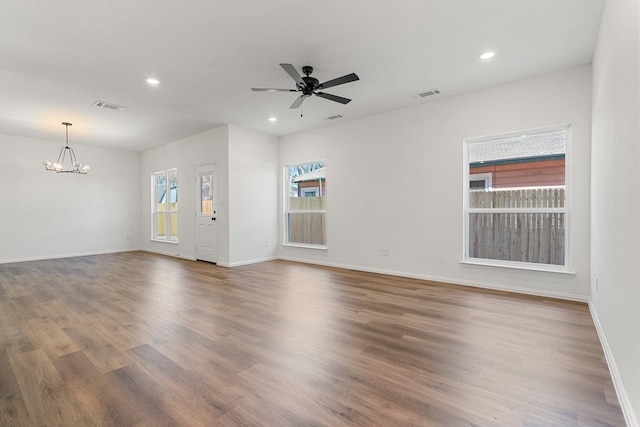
[252, 63, 359, 109]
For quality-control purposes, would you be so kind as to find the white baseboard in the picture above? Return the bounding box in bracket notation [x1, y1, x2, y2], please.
[140, 251, 276, 267]
[589, 304, 638, 427]
[226, 256, 278, 268]
[278, 256, 588, 302]
[0, 248, 141, 265]
[142, 248, 196, 261]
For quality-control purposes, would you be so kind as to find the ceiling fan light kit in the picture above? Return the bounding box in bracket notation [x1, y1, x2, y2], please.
[252, 63, 359, 110]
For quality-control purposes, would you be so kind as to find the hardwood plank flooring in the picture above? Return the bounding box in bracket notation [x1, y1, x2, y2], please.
[0, 251, 626, 426]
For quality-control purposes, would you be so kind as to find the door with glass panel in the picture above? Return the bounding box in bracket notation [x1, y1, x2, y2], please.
[195, 163, 218, 263]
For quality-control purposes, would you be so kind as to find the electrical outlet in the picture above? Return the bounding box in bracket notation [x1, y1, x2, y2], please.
[377, 247, 389, 256]
[596, 276, 599, 291]
[265, 240, 269, 248]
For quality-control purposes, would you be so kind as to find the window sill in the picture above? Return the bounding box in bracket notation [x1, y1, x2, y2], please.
[151, 239, 179, 244]
[282, 243, 327, 250]
[461, 258, 575, 276]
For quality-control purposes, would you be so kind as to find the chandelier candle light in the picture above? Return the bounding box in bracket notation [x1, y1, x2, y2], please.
[43, 122, 90, 174]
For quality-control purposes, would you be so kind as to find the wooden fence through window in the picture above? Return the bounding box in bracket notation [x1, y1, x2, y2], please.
[468, 187, 565, 265]
[288, 197, 326, 245]
[156, 202, 179, 239]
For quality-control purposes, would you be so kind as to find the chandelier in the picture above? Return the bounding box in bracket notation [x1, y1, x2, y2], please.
[42, 122, 90, 174]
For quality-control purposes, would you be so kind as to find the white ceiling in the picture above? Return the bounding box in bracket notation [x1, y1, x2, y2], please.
[1, 0, 604, 152]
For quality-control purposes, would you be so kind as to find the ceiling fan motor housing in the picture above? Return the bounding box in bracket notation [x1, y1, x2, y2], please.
[301, 77, 320, 95]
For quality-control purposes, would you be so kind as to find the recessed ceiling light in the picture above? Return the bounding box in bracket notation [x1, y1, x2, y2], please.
[480, 51, 496, 60]
[146, 78, 160, 85]
[268, 117, 277, 122]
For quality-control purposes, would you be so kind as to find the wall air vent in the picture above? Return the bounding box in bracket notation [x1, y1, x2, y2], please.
[413, 89, 441, 99]
[93, 100, 128, 111]
[325, 114, 343, 121]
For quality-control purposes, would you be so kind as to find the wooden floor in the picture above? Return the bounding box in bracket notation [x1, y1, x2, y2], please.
[0, 252, 625, 426]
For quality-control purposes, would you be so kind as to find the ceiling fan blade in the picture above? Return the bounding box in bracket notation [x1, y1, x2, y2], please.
[289, 95, 306, 109]
[251, 88, 298, 92]
[315, 92, 352, 104]
[280, 63, 305, 86]
[318, 73, 359, 90]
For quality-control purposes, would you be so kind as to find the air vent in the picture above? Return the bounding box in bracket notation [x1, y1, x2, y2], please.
[413, 89, 441, 99]
[325, 114, 343, 121]
[93, 100, 127, 111]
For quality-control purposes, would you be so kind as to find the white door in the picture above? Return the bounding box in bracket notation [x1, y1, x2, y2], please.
[195, 163, 218, 263]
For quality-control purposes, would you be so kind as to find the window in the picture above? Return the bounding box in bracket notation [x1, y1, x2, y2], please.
[200, 172, 213, 215]
[469, 172, 492, 191]
[285, 162, 326, 247]
[152, 169, 178, 242]
[464, 126, 569, 268]
[300, 187, 320, 197]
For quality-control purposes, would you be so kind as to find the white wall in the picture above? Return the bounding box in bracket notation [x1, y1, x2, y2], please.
[227, 125, 279, 266]
[1, 133, 141, 262]
[591, 0, 640, 424]
[140, 124, 278, 268]
[140, 125, 230, 264]
[280, 65, 593, 301]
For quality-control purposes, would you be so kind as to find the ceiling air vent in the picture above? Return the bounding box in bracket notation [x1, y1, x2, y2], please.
[93, 100, 127, 111]
[325, 114, 343, 121]
[413, 89, 441, 99]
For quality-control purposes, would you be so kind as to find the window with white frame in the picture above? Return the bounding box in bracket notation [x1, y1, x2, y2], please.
[469, 172, 492, 191]
[285, 161, 326, 247]
[464, 126, 569, 268]
[152, 169, 178, 242]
